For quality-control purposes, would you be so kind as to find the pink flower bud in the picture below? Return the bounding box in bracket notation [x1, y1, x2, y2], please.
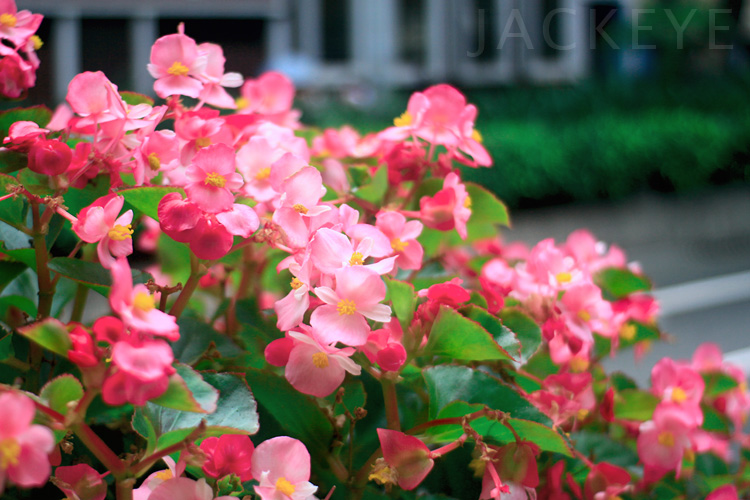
[27, 138, 72, 175]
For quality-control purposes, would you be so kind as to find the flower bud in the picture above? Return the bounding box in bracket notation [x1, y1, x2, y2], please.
[27, 138, 72, 175]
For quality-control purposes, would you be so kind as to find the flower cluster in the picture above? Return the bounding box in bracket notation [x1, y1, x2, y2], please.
[0, 0, 42, 98]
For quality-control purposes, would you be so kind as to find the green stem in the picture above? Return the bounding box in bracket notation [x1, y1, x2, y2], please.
[169, 254, 202, 319]
[31, 202, 54, 319]
[69, 283, 89, 323]
[380, 376, 400, 431]
[115, 479, 135, 500]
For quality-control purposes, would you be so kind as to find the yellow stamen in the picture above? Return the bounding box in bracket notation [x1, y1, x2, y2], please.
[30, 35, 43, 50]
[620, 324, 637, 341]
[556, 272, 572, 284]
[275, 477, 296, 495]
[293, 204, 308, 214]
[577, 408, 590, 421]
[235, 96, 249, 109]
[133, 292, 155, 312]
[255, 167, 271, 180]
[0, 438, 20, 468]
[155, 469, 173, 481]
[204, 172, 227, 188]
[463, 196, 472, 209]
[290, 277, 303, 290]
[671, 387, 687, 404]
[312, 352, 329, 369]
[167, 61, 189, 77]
[195, 136, 211, 149]
[0, 13, 17, 28]
[658, 431, 675, 447]
[349, 252, 364, 266]
[570, 357, 589, 373]
[108, 224, 133, 241]
[394, 111, 412, 127]
[147, 152, 161, 171]
[337, 299, 356, 316]
[390, 238, 408, 252]
[471, 129, 483, 143]
[577, 310, 591, 322]
[369, 459, 399, 486]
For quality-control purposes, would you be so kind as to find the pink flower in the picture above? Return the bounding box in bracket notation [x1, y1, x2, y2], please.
[310, 227, 395, 276]
[706, 484, 739, 500]
[251, 436, 318, 500]
[375, 429, 434, 491]
[3, 120, 47, 151]
[637, 405, 694, 472]
[373, 211, 424, 271]
[147, 28, 206, 99]
[26, 138, 72, 176]
[132, 130, 180, 186]
[53, 464, 107, 500]
[0, 49, 35, 98]
[583, 462, 631, 500]
[239, 71, 295, 116]
[650, 358, 704, 426]
[272, 166, 330, 248]
[200, 434, 254, 482]
[0, 392, 54, 493]
[102, 339, 175, 406]
[108, 257, 179, 340]
[311, 266, 391, 346]
[68, 325, 100, 368]
[0, 1, 42, 47]
[480, 442, 540, 500]
[419, 172, 471, 239]
[73, 194, 134, 269]
[185, 143, 243, 214]
[196, 42, 243, 109]
[148, 477, 234, 500]
[281, 329, 361, 397]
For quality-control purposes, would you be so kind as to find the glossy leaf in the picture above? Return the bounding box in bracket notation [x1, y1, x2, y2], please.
[384, 277, 416, 328]
[499, 308, 543, 365]
[121, 186, 184, 221]
[465, 182, 510, 227]
[150, 364, 219, 413]
[0, 173, 24, 224]
[702, 372, 739, 397]
[16, 318, 72, 357]
[572, 430, 640, 467]
[422, 306, 514, 362]
[40, 374, 83, 416]
[171, 317, 242, 365]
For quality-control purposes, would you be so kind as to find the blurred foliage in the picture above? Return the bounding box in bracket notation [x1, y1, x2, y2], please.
[300, 76, 750, 207]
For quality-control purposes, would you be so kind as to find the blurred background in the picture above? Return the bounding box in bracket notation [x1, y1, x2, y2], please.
[14, 0, 750, 381]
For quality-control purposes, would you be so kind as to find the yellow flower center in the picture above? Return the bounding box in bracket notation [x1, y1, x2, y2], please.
[349, 252, 364, 266]
[255, 167, 271, 180]
[671, 387, 687, 404]
[0, 438, 20, 468]
[204, 172, 227, 188]
[577, 408, 590, 421]
[369, 459, 399, 486]
[30, 35, 43, 50]
[0, 13, 17, 28]
[195, 136, 212, 149]
[133, 292, 155, 312]
[147, 152, 161, 171]
[235, 96, 249, 109]
[312, 351, 329, 369]
[337, 299, 356, 316]
[556, 272, 572, 284]
[108, 224, 134, 241]
[167, 61, 189, 77]
[290, 277, 303, 290]
[569, 357, 589, 373]
[471, 129, 483, 143]
[463, 196, 472, 209]
[155, 469, 173, 481]
[275, 477, 296, 495]
[620, 324, 637, 341]
[293, 204, 308, 214]
[577, 310, 591, 322]
[390, 238, 409, 252]
[394, 111, 412, 127]
[658, 431, 675, 447]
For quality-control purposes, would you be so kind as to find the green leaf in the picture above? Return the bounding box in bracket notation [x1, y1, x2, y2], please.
[0, 106, 52, 139]
[423, 365, 549, 423]
[40, 374, 84, 416]
[0, 295, 37, 318]
[613, 389, 659, 421]
[572, 430, 639, 467]
[426, 401, 570, 456]
[0, 333, 14, 361]
[0, 172, 24, 224]
[702, 403, 730, 433]
[422, 306, 514, 362]
[47, 257, 152, 296]
[137, 372, 258, 450]
[120, 91, 155, 107]
[594, 268, 652, 300]
[0, 261, 27, 290]
[325, 378, 366, 417]
[63, 176, 111, 214]
[3, 248, 36, 269]
[150, 364, 219, 413]
[121, 186, 184, 221]
[499, 308, 542, 365]
[384, 277, 416, 329]
[17, 318, 72, 357]
[354, 165, 387, 203]
[465, 182, 510, 227]
[172, 317, 242, 365]
[245, 368, 333, 453]
[462, 305, 519, 361]
[0, 149, 27, 175]
[17, 168, 55, 196]
[702, 372, 739, 397]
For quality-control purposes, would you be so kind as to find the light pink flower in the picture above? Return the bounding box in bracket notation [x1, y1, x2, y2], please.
[196, 42, 243, 109]
[73, 194, 134, 269]
[0, 0, 43, 47]
[147, 29, 206, 99]
[102, 339, 175, 406]
[0, 392, 54, 493]
[311, 266, 391, 346]
[374, 211, 424, 271]
[637, 405, 694, 472]
[239, 71, 295, 116]
[310, 227, 395, 276]
[185, 143, 243, 214]
[148, 477, 234, 500]
[273, 166, 330, 248]
[251, 437, 318, 500]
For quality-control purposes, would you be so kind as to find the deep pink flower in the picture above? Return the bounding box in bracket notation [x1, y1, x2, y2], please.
[3, 120, 47, 151]
[419, 172, 471, 239]
[68, 325, 100, 368]
[706, 484, 739, 500]
[200, 434, 254, 481]
[102, 339, 175, 406]
[0, 49, 35, 98]
[26, 138, 72, 176]
[73, 194, 134, 269]
[251, 436, 318, 500]
[375, 429, 434, 491]
[637, 405, 694, 472]
[0, 392, 54, 493]
[53, 464, 107, 500]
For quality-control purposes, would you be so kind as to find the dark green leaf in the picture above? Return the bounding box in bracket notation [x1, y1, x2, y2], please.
[422, 306, 514, 362]
[0, 333, 13, 361]
[172, 317, 242, 365]
[0, 149, 27, 174]
[0, 106, 52, 139]
[63, 176, 111, 214]
[702, 403, 730, 433]
[47, 257, 152, 296]
[499, 308, 542, 365]
[354, 165, 387, 203]
[121, 186, 184, 221]
[462, 305, 519, 360]
[594, 268, 652, 300]
[423, 365, 548, 423]
[0, 172, 24, 224]
[0, 261, 27, 290]
[572, 430, 639, 467]
[613, 389, 659, 421]
[150, 364, 219, 413]
[17, 168, 55, 196]
[17, 318, 72, 356]
[40, 374, 83, 416]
